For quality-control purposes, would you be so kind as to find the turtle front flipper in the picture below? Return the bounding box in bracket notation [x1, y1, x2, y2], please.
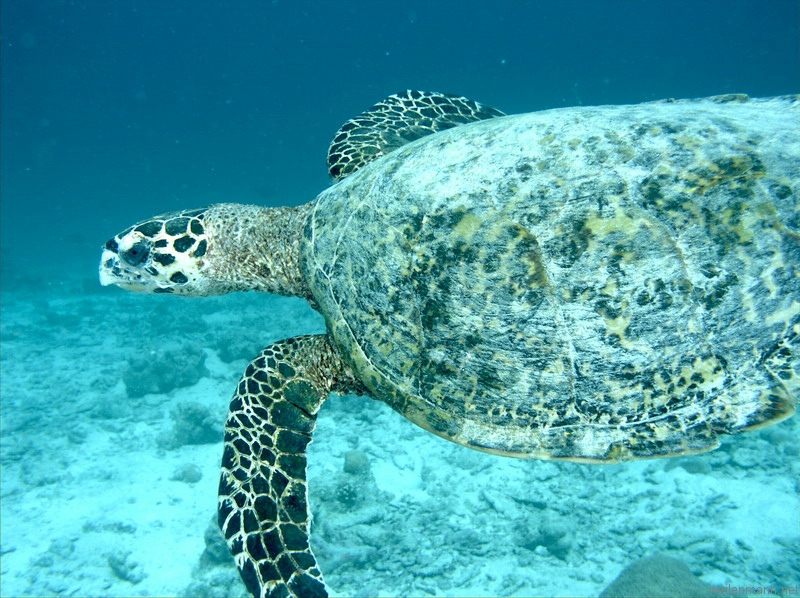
[218, 334, 363, 598]
[327, 91, 505, 180]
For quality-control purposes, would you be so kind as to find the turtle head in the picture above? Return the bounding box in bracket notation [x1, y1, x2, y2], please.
[99, 207, 216, 295]
[100, 203, 312, 298]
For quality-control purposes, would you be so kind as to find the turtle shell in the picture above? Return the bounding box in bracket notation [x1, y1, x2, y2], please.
[302, 95, 799, 462]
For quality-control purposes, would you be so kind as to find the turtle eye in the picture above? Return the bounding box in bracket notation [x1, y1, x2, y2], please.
[120, 241, 151, 266]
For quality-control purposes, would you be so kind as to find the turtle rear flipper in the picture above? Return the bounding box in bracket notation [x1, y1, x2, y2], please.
[217, 334, 363, 598]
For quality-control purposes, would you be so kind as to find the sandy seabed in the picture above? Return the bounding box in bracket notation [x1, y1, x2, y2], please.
[1, 277, 797, 597]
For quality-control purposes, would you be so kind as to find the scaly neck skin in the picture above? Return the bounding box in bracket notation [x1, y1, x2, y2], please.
[204, 203, 314, 300]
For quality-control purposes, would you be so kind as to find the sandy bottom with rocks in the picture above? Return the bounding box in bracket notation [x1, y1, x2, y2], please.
[1, 280, 797, 597]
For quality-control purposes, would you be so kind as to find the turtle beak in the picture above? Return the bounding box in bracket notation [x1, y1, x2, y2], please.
[99, 238, 122, 287]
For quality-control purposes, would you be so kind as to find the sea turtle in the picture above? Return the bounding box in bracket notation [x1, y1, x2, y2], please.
[99, 91, 799, 598]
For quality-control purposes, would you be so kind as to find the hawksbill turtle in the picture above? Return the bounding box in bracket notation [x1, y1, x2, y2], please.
[99, 91, 799, 598]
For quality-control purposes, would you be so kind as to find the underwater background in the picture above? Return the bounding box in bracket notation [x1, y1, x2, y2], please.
[1, 1, 799, 597]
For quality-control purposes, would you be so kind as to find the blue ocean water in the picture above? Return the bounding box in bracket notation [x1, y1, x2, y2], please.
[1, 1, 798, 597]
[2, 0, 799, 284]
